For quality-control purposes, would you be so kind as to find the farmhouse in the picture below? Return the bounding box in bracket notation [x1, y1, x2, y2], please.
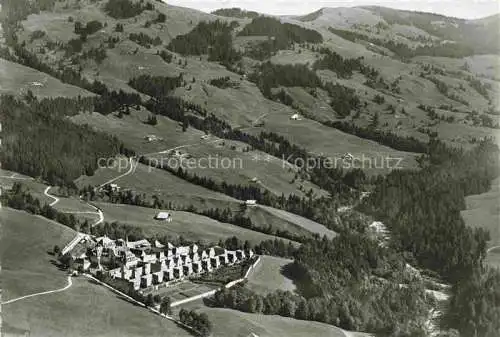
[103, 183, 120, 192]
[145, 135, 159, 142]
[245, 200, 257, 206]
[154, 211, 172, 222]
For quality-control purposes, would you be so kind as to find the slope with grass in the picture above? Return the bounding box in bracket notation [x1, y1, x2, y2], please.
[93, 202, 299, 246]
[0, 171, 101, 214]
[75, 160, 320, 239]
[3, 277, 191, 337]
[176, 302, 363, 337]
[0, 58, 94, 98]
[71, 107, 328, 198]
[461, 177, 500, 267]
[246, 255, 296, 295]
[256, 205, 336, 239]
[0, 208, 76, 301]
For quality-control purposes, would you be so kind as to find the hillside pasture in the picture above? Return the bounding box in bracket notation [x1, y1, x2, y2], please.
[0, 171, 99, 214]
[257, 205, 336, 239]
[71, 107, 328, 198]
[76, 159, 239, 209]
[246, 255, 296, 295]
[3, 277, 191, 337]
[0, 208, 76, 301]
[146, 135, 329, 199]
[461, 177, 500, 268]
[461, 177, 500, 249]
[75, 161, 319, 238]
[0, 58, 94, 98]
[70, 108, 204, 155]
[173, 303, 352, 337]
[93, 202, 299, 246]
[244, 111, 420, 175]
[149, 280, 218, 303]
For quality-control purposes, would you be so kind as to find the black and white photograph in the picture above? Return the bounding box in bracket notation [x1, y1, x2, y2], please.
[0, 0, 499, 336]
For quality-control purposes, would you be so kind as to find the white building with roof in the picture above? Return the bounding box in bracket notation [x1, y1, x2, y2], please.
[154, 211, 172, 222]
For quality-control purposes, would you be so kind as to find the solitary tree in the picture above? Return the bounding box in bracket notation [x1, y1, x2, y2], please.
[160, 297, 172, 315]
[145, 294, 154, 307]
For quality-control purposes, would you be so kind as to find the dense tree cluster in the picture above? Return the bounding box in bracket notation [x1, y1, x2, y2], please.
[211, 7, 260, 19]
[328, 121, 428, 153]
[198, 207, 306, 242]
[94, 89, 142, 115]
[74, 20, 103, 36]
[129, 32, 162, 48]
[157, 49, 173, 63]
[209, 76, 237, 89]
[313, 47, 365, 79]
[179, 309, 212, 337]
[238, 17, 322, 60]
[65, 38, 83, 55]
[361, 139, 498, 281]
[95, 270, 148, 304]
[128, 74, 182, 98]
[167, 20, 241, 66]
[212, 234, 431, 334]
[323, 82, 361, 117]
[445, 267, 500, 336]
[104, 0, 153, 19]
[0, 95, 125, 186]
[29, 29, 46, 41]
[2, 183, 86, 230]
[248, 62, 360, 117]
[249, 62, 322, 98]
[159, 297, 172, 315]
[82, 46, 107, 64]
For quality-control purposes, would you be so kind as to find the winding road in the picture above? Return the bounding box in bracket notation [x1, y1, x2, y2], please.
[1, 276, 73, 305]
[44, 186, 59, 206]
[1, 186, 104, 305]
[487, 246, 500, 253]
[0, 173, 34, 180]
[96, 138, 222, 190]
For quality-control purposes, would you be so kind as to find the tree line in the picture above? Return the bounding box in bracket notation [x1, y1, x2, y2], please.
[328, 27, 475, 59]
[327, 121, 428, 153]
[104, 0, 154, 19]
[360, 139, 500, 335]
[248, 62, 361, 117]
[211, 233, 431, 334]
[238, 16, 323, 60]
[0, 95, 129, 186]
[167, 20, 241, 67]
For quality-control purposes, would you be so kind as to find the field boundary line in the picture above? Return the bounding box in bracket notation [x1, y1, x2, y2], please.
[1, 275, 72, 305]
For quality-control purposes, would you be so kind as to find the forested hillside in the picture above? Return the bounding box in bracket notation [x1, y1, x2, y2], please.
[0, 94, 128, 186]
[0, 1, 499, 336]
